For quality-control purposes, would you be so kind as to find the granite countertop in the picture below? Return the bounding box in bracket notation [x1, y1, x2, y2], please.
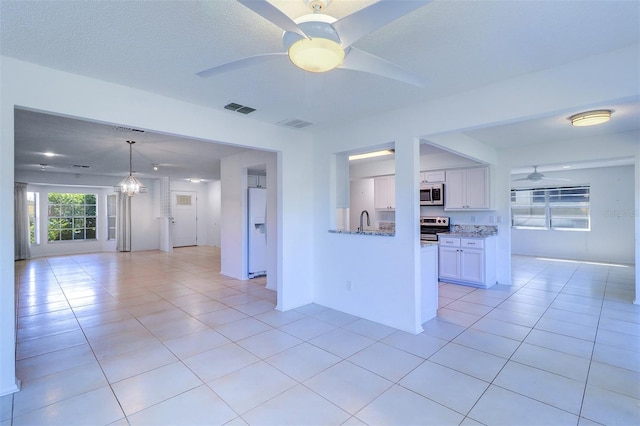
[438, 224, 498, 238]
[329, 229, 395, 236]
[438, 231, 496, 238]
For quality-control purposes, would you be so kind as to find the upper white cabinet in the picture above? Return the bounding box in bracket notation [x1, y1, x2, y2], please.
[374, 175, 395, 210]
[444, 167, 490, 210]
[248, 174, 267, 188]
[419, 170, 445, 185]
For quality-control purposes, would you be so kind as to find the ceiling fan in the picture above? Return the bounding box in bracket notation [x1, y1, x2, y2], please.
[513, 166, 570, 182]
[196, 0, 431, 87]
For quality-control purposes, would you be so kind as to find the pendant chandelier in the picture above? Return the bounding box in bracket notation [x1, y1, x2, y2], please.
[114, 140, 147, 196]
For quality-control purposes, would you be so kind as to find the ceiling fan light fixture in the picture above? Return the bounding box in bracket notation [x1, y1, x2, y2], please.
[569, 110, 611, 127]
[288, 37, 344, 73]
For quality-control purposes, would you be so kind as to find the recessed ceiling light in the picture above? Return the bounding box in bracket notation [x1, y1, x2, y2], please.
[569, 110, 611, 127]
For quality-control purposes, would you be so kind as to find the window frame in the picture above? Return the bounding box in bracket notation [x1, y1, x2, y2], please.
[511, 185, 590, 231]
[27, 191, 40, 245]
[107, 194, 117, 241]
[47, 192, 98, 243]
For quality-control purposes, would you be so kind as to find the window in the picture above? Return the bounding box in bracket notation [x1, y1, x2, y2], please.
[107, 194, 116, 240]
[511, 186, 590, 230]
[47, 193, 97, 242]
[27, 191, 40, 245]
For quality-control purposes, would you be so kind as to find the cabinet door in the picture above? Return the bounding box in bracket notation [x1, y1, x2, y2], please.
[424, 170, 445, 183]
[387, 175, 395, 209]
[374, 176, 395, 210]
[444, 169, 465, 209]
[460, 249, 484, 283]
[465, 167, 488, 209]
[247, 175, 259, 188]
[438, 247, 460, 280]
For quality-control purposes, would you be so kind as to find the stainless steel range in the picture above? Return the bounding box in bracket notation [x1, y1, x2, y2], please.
[420, 216, 450, 242]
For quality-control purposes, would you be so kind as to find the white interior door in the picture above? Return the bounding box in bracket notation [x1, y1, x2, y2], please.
[172, 191, 197, 247]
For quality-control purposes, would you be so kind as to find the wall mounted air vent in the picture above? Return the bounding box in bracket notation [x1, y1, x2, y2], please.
[224, 102, 256, 115]
[277, 118, 315, 129]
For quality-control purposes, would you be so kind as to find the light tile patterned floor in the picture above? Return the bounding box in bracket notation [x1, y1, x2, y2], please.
[3, 247, 639, 425]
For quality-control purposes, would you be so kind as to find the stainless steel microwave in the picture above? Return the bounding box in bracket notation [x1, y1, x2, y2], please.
[420, 183, 444, 206]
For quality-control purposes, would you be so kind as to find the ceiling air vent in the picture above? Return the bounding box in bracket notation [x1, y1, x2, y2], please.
[114, 126, 145, 133]
[224, 102, 256, 115]
[277, 118, 315, 129]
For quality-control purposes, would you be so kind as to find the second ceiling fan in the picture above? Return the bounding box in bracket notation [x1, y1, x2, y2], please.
[513, 166, 571, 182]
[197, 0, 431, 87]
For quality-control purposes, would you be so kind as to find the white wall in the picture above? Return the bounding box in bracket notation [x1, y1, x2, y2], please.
[510, 162, 635, 264]
[0, 57, 315, 396]
[310, 44, 639, 333]
[208, 180, 222, 247]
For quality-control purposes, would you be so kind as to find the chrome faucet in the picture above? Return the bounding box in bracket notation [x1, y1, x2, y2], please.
[359, 210, 370, 232]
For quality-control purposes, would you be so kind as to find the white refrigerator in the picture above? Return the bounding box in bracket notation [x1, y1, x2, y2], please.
[248, 187, 267, 278]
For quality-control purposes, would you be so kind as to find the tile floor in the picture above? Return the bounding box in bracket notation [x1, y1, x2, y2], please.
[2, 247, 639, 425]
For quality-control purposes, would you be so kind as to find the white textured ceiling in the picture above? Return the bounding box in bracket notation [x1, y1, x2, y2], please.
[2, 0, 639, 180]
[14, 109, 251, 181]
[3, 0, 638, 126]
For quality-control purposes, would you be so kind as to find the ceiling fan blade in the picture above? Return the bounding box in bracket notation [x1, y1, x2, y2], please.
[512, 177, 531, 181]
[196, 53, 287, 78]
[237, 0, 307, 38]
[539, 176, 571, 181]
[340, 47, 426, 87]
[333, 0, 433, 48]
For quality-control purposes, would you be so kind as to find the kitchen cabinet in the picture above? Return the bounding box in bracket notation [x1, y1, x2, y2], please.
[438, 236, 496, 288]
[248, 174, 267, 188]
[444, 167, 489, 210]
[420, 170, 445, 185]
[374, 175, 395, 210]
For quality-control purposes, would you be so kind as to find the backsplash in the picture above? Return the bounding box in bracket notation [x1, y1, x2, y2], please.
[451, 224, 498, 235]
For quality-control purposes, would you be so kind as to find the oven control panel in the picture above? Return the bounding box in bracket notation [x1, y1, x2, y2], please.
[420, 216, 449, 226]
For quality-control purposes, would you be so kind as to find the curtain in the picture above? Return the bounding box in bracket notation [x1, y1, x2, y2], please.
[14, 182, 31, 260]
[116, 192, 131, 252]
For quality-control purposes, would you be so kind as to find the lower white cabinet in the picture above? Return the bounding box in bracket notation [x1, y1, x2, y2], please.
[438, 236, 496, 288]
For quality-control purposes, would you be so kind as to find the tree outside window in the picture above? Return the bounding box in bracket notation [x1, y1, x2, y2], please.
[47, 193, 97, 242]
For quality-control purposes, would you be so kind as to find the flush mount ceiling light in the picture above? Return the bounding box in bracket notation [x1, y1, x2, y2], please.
[114, 141, 147, 197]
[348, 149, 395, 161]
[189, 178, 202, 183]
[569, 110, 611, 127]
